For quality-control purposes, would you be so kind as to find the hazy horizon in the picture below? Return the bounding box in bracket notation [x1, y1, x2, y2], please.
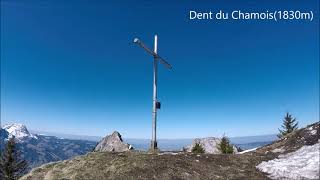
[28, 126, 279, 140]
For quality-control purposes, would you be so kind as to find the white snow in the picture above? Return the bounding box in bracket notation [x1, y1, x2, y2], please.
[307, 126, 317, 135]
[237, 147, 257, 154]
[3, 123, 37, 140]
[310, 130, 317, 135]
[158, 152, 181, 155]
[257, 143, 320, 180]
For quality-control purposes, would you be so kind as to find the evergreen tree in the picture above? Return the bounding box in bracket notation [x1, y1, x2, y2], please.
[191, 143, 205, 154]
[0, 137, 28, 180]
[278, 112, 298, 138]
[218, 135, 234, 154]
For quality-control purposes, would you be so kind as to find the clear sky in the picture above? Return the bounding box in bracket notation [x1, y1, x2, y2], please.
[1, 0, 319, 138]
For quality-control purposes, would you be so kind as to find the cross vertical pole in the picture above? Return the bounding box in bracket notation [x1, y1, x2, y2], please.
[133, 35, 172, 152]
[151, 35, 158, 150]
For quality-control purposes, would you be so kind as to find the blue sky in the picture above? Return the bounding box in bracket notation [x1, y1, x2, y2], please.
[1, 0, 319, 138]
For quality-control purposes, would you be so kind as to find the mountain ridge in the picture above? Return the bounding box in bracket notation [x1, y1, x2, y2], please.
[0, 123, 97, 169]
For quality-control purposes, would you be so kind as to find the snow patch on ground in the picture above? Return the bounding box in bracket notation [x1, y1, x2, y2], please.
[257, 143, 320, 180]
[237, 147, 257, 154]
[310, 130, 317, 135]
[158, 152, 181, 155]
[307, 126, 317, 135]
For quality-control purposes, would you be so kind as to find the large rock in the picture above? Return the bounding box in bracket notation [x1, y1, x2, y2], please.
[184, 137, 238, 154]
[94, 131, 133, 152]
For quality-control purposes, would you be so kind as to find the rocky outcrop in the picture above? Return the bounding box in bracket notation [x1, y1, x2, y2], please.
[184, 137, 238, 154]
[94, 131, 133, 152]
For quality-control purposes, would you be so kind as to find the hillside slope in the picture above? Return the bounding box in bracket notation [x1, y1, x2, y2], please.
[21, 122, 319, 180]
[21, 151, 270, 180]
[255, 122, 319, 155]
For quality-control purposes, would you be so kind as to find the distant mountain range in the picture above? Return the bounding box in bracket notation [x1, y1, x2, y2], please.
[0, 124, 97, 170]
[29, 129, 102, 142]
[31, 128, 278, 151]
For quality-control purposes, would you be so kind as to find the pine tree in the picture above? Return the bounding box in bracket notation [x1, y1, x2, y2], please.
[218, 135, 234, 154]
[191, 143, 205, 154]
[278, 112, 298, 138]
[0, 137, 28, 180]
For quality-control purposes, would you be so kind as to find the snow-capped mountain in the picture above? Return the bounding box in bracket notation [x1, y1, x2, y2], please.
[3, 123, 38, 140]
[0, 123, 97, 170]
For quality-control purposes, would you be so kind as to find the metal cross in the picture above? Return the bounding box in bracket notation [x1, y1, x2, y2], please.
[133, 35, 172, 151]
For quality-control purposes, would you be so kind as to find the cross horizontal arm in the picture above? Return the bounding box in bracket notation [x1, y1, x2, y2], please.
[156, 55, 172, 69]
[133, 38, 172, 69]
[134, 38, 156, 57]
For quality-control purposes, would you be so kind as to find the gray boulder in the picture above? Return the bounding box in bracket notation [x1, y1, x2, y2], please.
[94, 131, 133, 152]
[184, 137, 238, 154]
